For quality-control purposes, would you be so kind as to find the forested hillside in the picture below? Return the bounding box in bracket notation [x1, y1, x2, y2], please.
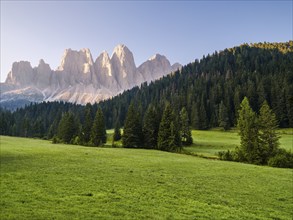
[1, 41, 292, 139]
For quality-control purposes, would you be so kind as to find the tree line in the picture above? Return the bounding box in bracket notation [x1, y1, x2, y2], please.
[52, 101, 192, 152]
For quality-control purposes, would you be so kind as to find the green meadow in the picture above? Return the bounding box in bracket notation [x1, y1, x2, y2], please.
[184, 128, 293, 158]
[1, 134, 292, 219]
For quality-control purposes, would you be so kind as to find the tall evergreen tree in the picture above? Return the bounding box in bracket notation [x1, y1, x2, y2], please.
[81, 103, 93, 145]
[113, 121, 122, 141]
[180, 107, 193, 145]
[218, 101, 230, 130]
[198, 98, 208, 130]
[258, 101, 280, 164]
[191, 102, 200, 129]
[237, 97, 261, 164]
[158, 103, 181, 152]
[122, 102, 143, 148]
[142, 104, 159, 149]
[90, 108, 107, 146]
[58, 112, 79, 144]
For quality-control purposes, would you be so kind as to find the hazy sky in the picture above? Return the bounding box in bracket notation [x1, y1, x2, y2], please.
[1, 1, 292, 82]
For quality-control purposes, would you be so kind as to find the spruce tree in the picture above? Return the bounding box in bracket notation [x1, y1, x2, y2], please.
[258, 101, 280, 164]
[237, 97, 261, 164]
[158, 103, 181, 152]
[180, 107, 193, 145]
[122, 102, 143, 148]
[90, 108, 107, 146]
[198, 99, 208, 130]
[113, 121, 122, 141]
[191, 102, 200, 129]
[218, 101, 230, 130]
[142, 104, 159, 149]
[58, 112, 79, 144]
[81, 103, 93, 145]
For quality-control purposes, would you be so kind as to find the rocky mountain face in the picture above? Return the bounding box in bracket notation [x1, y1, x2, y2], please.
[1, 45, 181, 108]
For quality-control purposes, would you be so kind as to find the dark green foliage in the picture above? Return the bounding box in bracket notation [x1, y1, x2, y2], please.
[142, 104, 160, 149]
[218, 150, 234, 161]
[57, 112, 79, 144]
[258, 101, 280, 163]
[268, 149, 293, 168]
[113, 121, 122, 141]
[80, 103, 93, 145]
[90, 108, 107, 146]
[237, 97, 261, 164]
[220, 98, 292, 168]
[218, 101, 230, 130]
[180, 107, 193, 145]
[122, 102, 143, 148]
[191, 102, 200, 129]
[158, 103, 181, 152]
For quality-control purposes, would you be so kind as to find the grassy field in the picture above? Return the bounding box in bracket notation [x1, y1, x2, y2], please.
[1, 136, 292, 219]
[184, 128, 293, 158]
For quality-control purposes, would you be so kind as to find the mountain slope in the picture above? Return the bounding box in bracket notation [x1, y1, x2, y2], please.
[1, 45, 181, 109]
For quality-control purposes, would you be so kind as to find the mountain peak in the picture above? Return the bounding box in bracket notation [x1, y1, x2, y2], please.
[148, 54, 166, 61]
[58, 48, 94, 72]
[112, 44, 132, 59]
[2, 44, 180, 107]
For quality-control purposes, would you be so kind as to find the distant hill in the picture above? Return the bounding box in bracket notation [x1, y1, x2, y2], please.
[98, 41, 293, 129]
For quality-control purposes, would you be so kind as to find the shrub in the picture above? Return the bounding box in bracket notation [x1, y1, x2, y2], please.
[268, 149, 293, 168]
[218, 150, 234, 161]
[52, 136, 60, 144]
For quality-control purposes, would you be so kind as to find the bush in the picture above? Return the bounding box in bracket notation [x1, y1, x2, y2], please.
[268, 149, 293, 168]
[72, 136, 80, 145]
[52, 136, 60, 144]
[218, 150, 234, 161]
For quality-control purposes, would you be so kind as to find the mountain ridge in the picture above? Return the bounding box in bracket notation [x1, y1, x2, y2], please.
[1, 45, 181, 108]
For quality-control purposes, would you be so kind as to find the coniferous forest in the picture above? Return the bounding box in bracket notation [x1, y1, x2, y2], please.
[1, 42, 292, 147]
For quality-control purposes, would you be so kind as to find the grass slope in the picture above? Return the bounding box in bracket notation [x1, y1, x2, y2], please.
[1, 136, 292, 219]
[184, 128, 293, 158]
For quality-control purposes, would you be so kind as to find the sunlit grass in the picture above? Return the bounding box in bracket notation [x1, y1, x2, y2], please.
[0, 136, 292, 219]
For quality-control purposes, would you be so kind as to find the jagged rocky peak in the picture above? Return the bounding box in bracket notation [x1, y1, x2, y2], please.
[111, 44, 138, 89]
[148, 53, 168, 61]
[95, 50, 111, 74]
[93, 50, 118, 90]
[112, 44, 133, 61]
[35, 59, 52, 89]
[5, 61, 34, 85]
[138, 53, 176, 82]
[58, 48, 94, 73]
[2, 44, 181, 108]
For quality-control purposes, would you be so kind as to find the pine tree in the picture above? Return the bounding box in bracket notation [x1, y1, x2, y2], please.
[81, 103, 93, 145]
[122, 102, 143, 148]
[180, 107, 193, 145]
[158, 103, 181, 152]
[198, 99, 208, 130]
[218, 101, 230, 130]
[113, 121, 121, 141]
[58, 112, 79, 144]
[237, 97, 261, 164]
[142, 104, 159, 149]
[90, 108, 107, 146]
[191, 102, 200, 129]
[258, 101, 280, 164]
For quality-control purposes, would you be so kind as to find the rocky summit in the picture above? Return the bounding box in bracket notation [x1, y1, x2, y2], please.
[1, 45, 181, 108]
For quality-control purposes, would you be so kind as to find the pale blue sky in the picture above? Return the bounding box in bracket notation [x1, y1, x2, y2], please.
[1, 1, 292, 82]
